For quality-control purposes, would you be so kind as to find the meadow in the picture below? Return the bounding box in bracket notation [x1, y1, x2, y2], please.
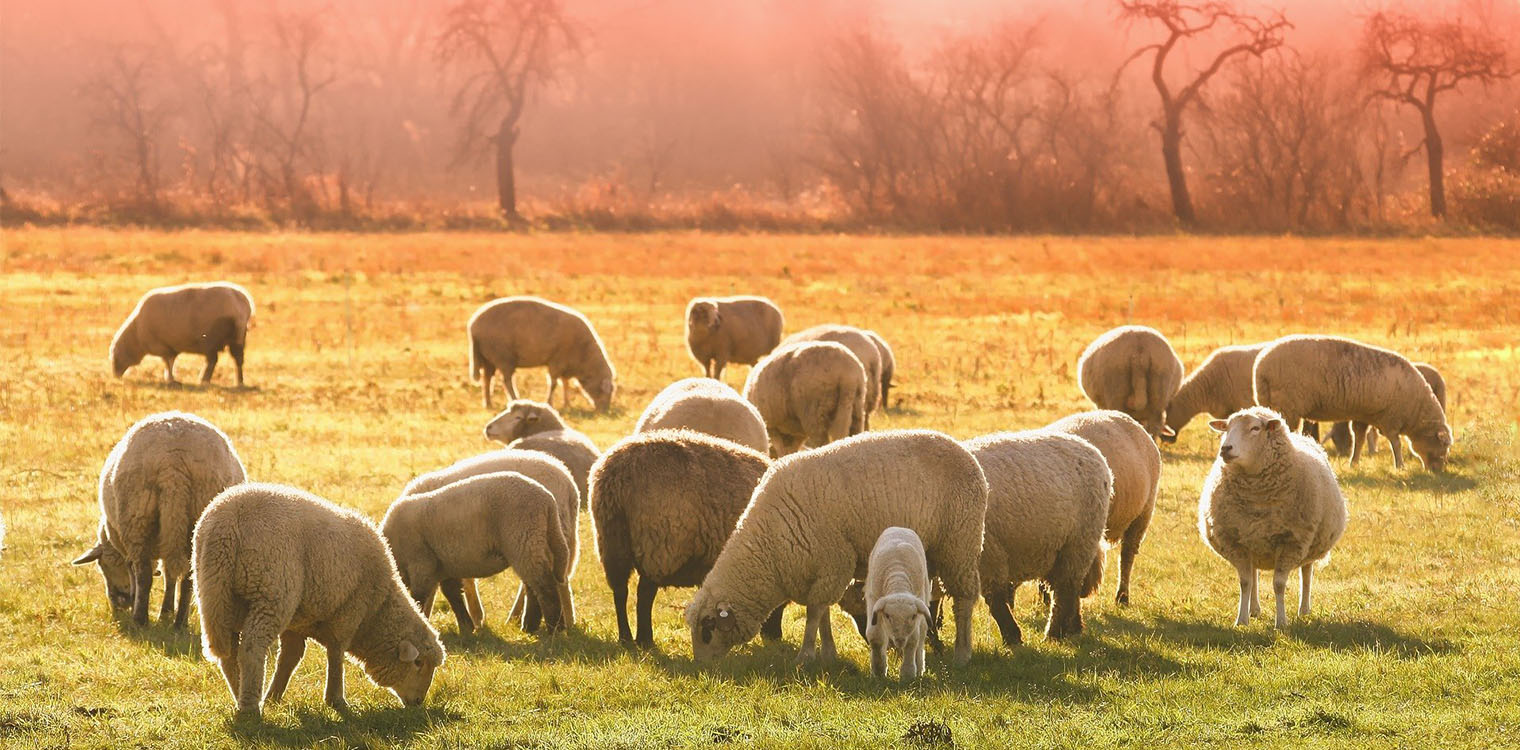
[1, 228, 1518, 749]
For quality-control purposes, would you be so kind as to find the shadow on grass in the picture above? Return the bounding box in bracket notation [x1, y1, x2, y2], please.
[440, 623, 631, 666]
[227, 702, 462, 748]
[1099, 612, 1457, 658]
[1338, 469, 1477, 493]
[111, 611, 203, 658]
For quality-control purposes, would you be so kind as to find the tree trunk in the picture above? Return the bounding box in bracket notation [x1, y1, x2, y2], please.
[1420, 108, 1445, 218]
[494, 118, 520, 220]
[1160, 112, 1196, 226]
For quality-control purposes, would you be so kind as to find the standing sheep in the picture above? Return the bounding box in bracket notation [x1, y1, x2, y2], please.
[484, 400, 600, 502]
[194, 483, 446, 717]
[1046, 410, 1160, 606]
[686, 430, 988, 666]
[685, 296, 785, 381]
[383, 472, 574, 635]
[863, 527, 932, 681]
[1077, 325, 1184, 440]
[469, 296, 617, 412]
[863, 330, 896, 409]
[73, 411, 246, 628]
[400, 449, 579, 634]
[110, 281, 254, 387]
[1329, 361, 1449, 458]
[634, 378, 769, 454]
[742, 341, 866, 457]
[589, 430, 780, 647]
[1162, 343, 1266, 441]
[782, 325, 883, 428]
[1199, 407, 1348, 628]
[965, 431, 1111, 646]
[1253, 335, 1452, 471]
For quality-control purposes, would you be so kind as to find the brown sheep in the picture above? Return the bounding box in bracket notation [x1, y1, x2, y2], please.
[468, 297, 616, 412]
[685, 296, 785, 381]
[110, 282, 254, 387]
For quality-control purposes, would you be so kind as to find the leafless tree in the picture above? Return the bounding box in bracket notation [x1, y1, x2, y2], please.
[246, 12, 337, 216]
[1361, 9, 1514, 217]
[437, 0, 580, 220]
[83, 46, 174, 206]
[1117, 1, 1290, 226]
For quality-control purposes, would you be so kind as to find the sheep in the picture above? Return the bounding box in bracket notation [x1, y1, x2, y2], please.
[382, 471, 574, 638]
[685, 429, 988, 666]
[1253, 335, 1452, 471]
[862, 527, 931, 681]
[742, 341, 866, 457]
[864, 330, 896, 409]
[1198, 407, 1348, 628]
[634, 377, 769, 454]
[484, 399, 601, 502]
[400, 449, 579, 634]
[781, 324, 883, 428]
[1046, 410, 1160, 606]
[110, 281, 254, 387]
[468, 296, 616, 412]
[589, 429, 782, 647]
[1162, 343, 1266, 441]
[685, 296, 785, 381]
[1077, 325, 1184, 440]
[72, 411, 246, 628]
[193, 482, 445, 717]
[1328, 361, 1448, 457]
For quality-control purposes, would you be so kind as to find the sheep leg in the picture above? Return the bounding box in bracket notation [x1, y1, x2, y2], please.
[608, 569, 634, 643]
[1046, 583, 1082, 640]
[634, 575, 659, 647]
[1389, 431, 1405, 469]
[870, 641, 888, 678]
[264, 631, 307, 704]
[712, 359, 726, 381]
[440, 578, 475, 634]
[950, 595, 975, 666]
[1117, 509, 1153, 606]
[216, 643, 241, 705]
[984, 590, 1022, 648]
[160, 575, 178, 622]
[1350, 423, 1372, 466]
[162, 354, 178, 384]
[480, 366, 495, 409]
[174, 576, 195, 630]
[502, 367, 519, 400]
[230, 338, 246, 388]
[819, 611, 837, 662]
[461, 579, 485, 626]
[1249, 571, 1261, 617]
[234, 612, 282, 716]
[1234, 562, 1255, 626]
[322, 641, 350, 714]
[1272, 568, 1291, 628]
[200, 351, 219, 385]
[1299, 563, 1314, 617]
[761, 605, 785, 641]
[797, 604, 827, 663]
[130, 559, 154, 627]
[924, 597, 945, 652]
[522, 590, 544, 633]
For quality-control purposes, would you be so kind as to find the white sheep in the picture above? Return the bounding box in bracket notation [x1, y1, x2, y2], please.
[781, 324, 883, 428]
[1162, 343, 1266, 441]
[468, 296, 617, 412]
[685, 430, 987, 666]
[483, 399, 600, 502]
[110, 281, 254, 386]
[1331, 361, 1449, 458]
[743, 341, 866, 457]
[685, 296, 785, 381]
[1077, 325, 1184, 440]
[194, 483, 445, 717]
[863, 527, 932, 681]
[634, 378, 769, 454]
[73, 411, 246, 628]
[1199, 407, 1348, 628]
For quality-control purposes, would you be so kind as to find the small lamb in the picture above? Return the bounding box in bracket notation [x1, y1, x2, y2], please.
[863, 527, 932, 682]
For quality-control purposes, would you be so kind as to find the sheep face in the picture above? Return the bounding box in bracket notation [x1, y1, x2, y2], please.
[109, 338, 141, 377]
[71, 531, 132, 611]
[866, 593, 930, 655]
[582, 375, 615, 413]
[1209, 409, 1286, 474]
[484, 403, 540, 443]
[685, 595, 750, 662]
[363, 638, 445, 707]
[1408, 421, 1452, 473]
[686, 301, 720, 339]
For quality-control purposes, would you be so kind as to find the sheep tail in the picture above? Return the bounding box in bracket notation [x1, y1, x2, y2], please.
[1080, 550, 1105, 598]
[469, 330, 484, 383]
[833, 380, 861, 438]
[545, 507, 575, 627]
[1126, 356, 1149, 412]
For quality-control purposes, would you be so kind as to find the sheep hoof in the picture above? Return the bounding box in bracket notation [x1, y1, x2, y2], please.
[1115, 591, 1130, 607]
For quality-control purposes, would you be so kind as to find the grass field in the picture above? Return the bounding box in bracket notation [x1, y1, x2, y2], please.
[2, 228, 1518, 749]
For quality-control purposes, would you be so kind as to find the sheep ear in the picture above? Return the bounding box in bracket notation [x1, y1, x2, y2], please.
[72, 544, 105, 565]
[1266, 418, 1284, 432]
[398, 640, 419, 663]
[1208, 420, 1228, 433]
[525, 413, 539, 423]
[915, 599, 932, 622]
[868, 598, 888, 628]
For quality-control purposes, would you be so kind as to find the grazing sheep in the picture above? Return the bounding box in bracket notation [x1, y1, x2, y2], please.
[469, 296, 616, 412]
[863, 527, 931, 681]
[1162, 343, 1266, 441]
[1254, 335, 1452, 471]
[742, 341, 866, 457]
[194, 483, 445, 717]
[685, 296, 785, 381]
[782, 325, 883, 428]
[73, 411, 246, 628]
[864, 330, 896, 409]
[484, 400, 600, 502]
[1077, 325, 1184, 439]
[634, 378, 769, 454]
[1330, 361, 1449, 457]
[1199, 407, 1348, 628]
[686, 430, 987, 666]
[110, 282, 254, 386]
[383, 472, 574, 636]
[400, 449, 579, 634]
[589, 430, 780, 647]
[1046, 410, 1160, 606]
[966, 431, 1111, 646]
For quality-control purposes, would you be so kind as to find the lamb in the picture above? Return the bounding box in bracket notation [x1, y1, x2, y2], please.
[589, 429, 781, 647]
[1253, 335, 1452, 471]
[400, 449, 579, 634]
[110, 281, 254, 387]
[468, 296, 617, 412]
[484, 399, 601, 502]
[73, 411, 246, 628]
[383, 471, 574, 637]
[864, 330, 896, 409]
[1162, 343, 1266, 441]
[1198, 407, 1348, 628]
[862, 527, 932, 681]
[742, 341, 866, 457]
[685, 429, 988, 666]
[1076, 325, 1184, 439]
[634, 377, 769, 454]
[193, 482, 445, 717]
[1328, 362, 1448, 457]
[781, 324, 883, 427]
[965, 430, 1111, 646]
[1045, 410, 1160, 606]
[685, 296, 785, 381]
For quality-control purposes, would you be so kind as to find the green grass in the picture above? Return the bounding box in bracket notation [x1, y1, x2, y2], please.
[1, 229, 1518, 748]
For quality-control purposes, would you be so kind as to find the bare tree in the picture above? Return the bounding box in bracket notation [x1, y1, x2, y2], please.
[437, 0, 580, 220]
[1117, 1, 1290, 226]
[1361, 9, 1514, 217]
[83, 46, 174, 206]
[246, 12, 337, 216]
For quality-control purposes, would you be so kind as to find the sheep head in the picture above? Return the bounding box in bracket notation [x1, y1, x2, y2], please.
[866, 593, 930, 655]
[71, 525, 132, 611]
[685, 590, 756, 663]
[1408, 421, 1453, 473]
[1210, 407, 1287, 474]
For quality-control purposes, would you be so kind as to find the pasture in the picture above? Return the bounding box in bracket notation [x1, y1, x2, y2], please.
[1, 228, 1518, 748]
